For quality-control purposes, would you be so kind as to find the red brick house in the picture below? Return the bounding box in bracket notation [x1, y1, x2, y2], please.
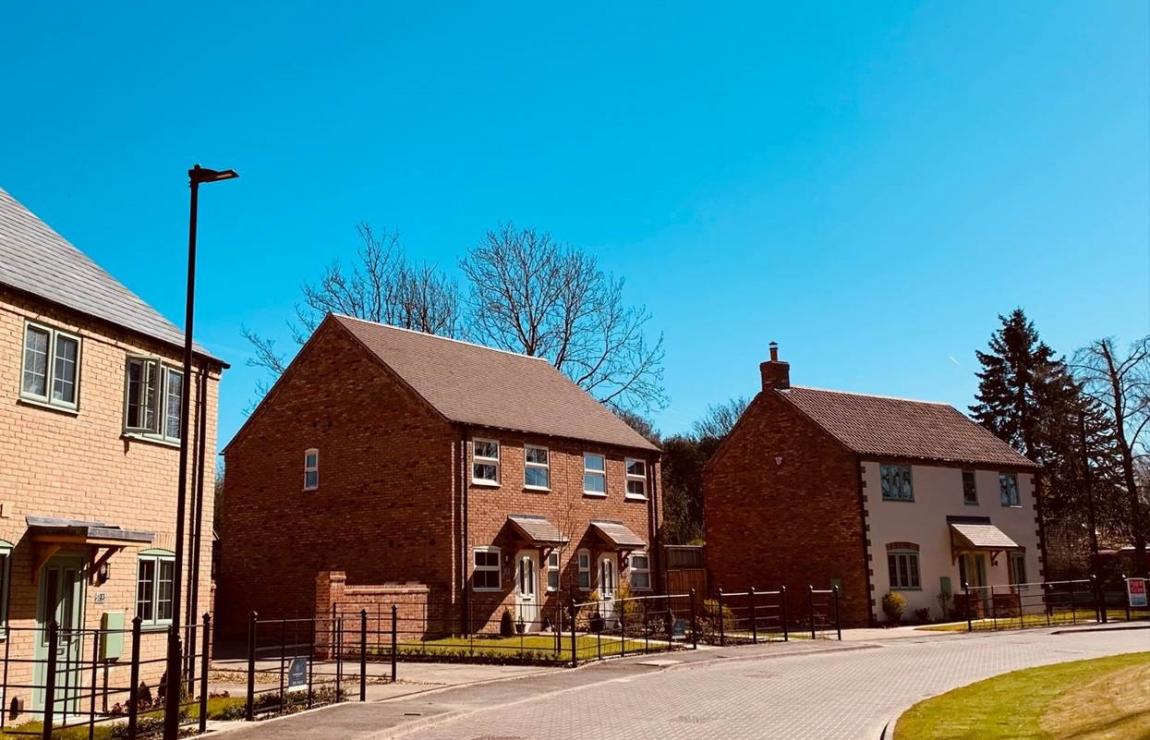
[704, 343, 1040, 626]
[217, 315, 662, 638]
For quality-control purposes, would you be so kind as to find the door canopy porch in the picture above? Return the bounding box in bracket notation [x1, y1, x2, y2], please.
[26, 515, 154, 583]
[949, 519, 1020, 566]
[504, 515, 568, 557]
[588, 520, 646, 559]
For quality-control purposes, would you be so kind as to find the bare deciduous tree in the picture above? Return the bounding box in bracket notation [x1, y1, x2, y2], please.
[243, 223, 461, 393]
[692, 396, 750, 440]
[1072, 336, 1150, 573]
[460, 224, 666, 412]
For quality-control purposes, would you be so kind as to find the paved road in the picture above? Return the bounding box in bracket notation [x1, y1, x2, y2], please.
[216, 626, 1146, 740]
[392, 627, 1146, 740]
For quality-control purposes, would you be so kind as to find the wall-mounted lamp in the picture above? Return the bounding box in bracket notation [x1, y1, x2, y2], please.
[96, 561, 111, 585]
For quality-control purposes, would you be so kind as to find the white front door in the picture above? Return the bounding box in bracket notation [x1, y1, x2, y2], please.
[516, 551, 540, 631]
[598, 554, 618, 625]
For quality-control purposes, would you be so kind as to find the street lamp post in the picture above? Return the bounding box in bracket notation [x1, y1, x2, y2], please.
[164, 164, 237, 740]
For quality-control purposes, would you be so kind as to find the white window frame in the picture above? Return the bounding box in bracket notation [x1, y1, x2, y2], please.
[629, 551, 652, 591]
[625, 458, 648, 500]
[472, 547, 502, 592]
[524, 445, 551, 491]
[887, 549, 921, 591]
[546, 551, 560, 592]
[577, 549, 592, 591]
[123, 357, 184, 444]
[0, 540, 11, 631]
[136, 550, 176, 627]
[962, 470, 978, 506]
[880, 464, 914, 502]
[583, 453, 607, 497]
[304, 448, 320, 491]
[472, 439, 501, 486]
[999, 473, 1021, 507]
[20, 321, 82, 411]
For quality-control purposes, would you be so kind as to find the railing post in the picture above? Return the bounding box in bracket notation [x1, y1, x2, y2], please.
[128, 616, 142, 737]
[89, 621, 100, 739]
[42, 620, 58, 740]
[833, 585, 842, 641]
[390, 605, 398, 683]
[1091, 575, 1102, 624]
[307, 619, 316, 709]
[569, 598, 578, 668]
[245, 612, 257, 721]
[990, 584, 998, 630]
[619, 599, 627, 658]
[749, 588, 758, 644]
[717, 588, 726, 646]
[359, 609, 368, 702]
[1070, 579, 1078, 624]
[808, 585, 816, 640]
[689, 588, 698, 650]
[1124, 576, 1132, 622]
[963, 582, 972, 632]
[335, 617, 343, 701]
[199, 614, 211, 734]
[781, 586, 789, 642]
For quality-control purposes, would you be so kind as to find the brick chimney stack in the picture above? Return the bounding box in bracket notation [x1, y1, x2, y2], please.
[760, 341, 790, 390]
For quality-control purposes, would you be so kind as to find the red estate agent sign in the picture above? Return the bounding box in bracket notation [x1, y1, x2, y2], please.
[1128, 578, 1148, 608]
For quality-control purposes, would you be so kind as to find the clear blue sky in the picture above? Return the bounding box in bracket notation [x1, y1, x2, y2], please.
[3, 2, 1147, 447]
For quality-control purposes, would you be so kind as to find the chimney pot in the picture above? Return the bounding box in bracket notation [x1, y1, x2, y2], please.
[769, 341, 779, 362]
[760, 342, 790, 391]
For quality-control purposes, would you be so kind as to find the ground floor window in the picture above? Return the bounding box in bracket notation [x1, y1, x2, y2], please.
[577, 549, 591, 590]
[546, 551, 560, 591]
[1008, 551, 1027, 586]
[136, 550, 175, 625]
[629, 552, 651, 590]
[887, 550, 921, 590]
[473, 547, 501, 591]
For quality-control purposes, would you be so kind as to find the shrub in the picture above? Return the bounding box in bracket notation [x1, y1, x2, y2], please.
[499, 609, 515, 637]
[913, 607, 931, 624]
[881, 592, 906, 624]
[697, 598, 736, 642]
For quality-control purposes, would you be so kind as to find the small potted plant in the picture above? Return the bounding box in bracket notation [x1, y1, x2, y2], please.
[584, 590, 604, 633]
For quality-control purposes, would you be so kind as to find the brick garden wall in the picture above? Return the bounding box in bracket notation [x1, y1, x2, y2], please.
[314, 571, 430, 654]
[703, 391, 871, 626]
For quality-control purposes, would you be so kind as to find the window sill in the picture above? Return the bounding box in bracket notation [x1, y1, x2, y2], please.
[303, 487, 319, 493]
[583, 492, 607, 499]
[881, 498, 915, 503]
[471, 480, 501, 488]
[889, 587, 922, 592]
[140, 622, 173, 632]
[472, 587, 502, 593]
[523, 486, 551, 494]
[122, 433, 181, 449]
[1001, 504, 1022, 509]
[624, 494, 649, 502]
[964, 501, 979, 506]
[17, 396, 79, 416]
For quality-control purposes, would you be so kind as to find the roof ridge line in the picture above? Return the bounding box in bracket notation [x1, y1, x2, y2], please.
[787, 385, 952, 406]
[332, 313, 551, 362]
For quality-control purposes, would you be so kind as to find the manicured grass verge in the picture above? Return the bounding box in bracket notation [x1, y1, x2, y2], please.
[917, 610, 1144, 632]
[0, 696, 247, 739]
[893, 651, 1150, 739]
[395, 634, 655, 662]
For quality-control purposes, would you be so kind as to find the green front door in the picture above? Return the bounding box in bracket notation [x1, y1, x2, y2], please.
[35, 556, 86, 715]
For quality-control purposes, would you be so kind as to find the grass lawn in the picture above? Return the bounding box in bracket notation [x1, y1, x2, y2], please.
[917, 610, 1145, 633]
[0, 696, 247, 739]
[893, 651, 1150, 739]
[398, 633, 658, 660]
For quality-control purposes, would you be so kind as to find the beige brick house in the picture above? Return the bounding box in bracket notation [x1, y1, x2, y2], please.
[0, 187, 225, 717]
[218, 315, 661, 639]
[705, 343, 1041, 626]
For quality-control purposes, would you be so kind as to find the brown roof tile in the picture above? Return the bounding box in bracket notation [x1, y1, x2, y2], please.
[777, 386, 1037, 469]
[334, 315, 659, 452]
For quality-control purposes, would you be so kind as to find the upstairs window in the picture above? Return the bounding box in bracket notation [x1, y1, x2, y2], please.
[524, 446, 550, 490]
[21, 322, 81, 410]
[625, 458, 648, 499]
[125, 358, 183, 443]
[577, 549, 591, 590]
[887, 548, 921, 590]
[304, 449, 319, 491]
[137, 550, 175, 625]
[546, 551, 560, 591]
[880, 464, 914, 502]
[629, 552, 651, 590]
[1000, 473, 1020, 507]
[473, 439, 500, 485]
[962, 470, 978, 506]
[473, 548, 501, 591]
[583, 453, 607, 496]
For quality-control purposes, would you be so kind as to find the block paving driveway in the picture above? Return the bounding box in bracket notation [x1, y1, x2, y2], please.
[221, 625, 1147, 740]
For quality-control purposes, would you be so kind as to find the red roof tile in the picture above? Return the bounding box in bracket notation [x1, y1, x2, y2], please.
[334, 315, 659, 452]
[777, 386, 1037, 469]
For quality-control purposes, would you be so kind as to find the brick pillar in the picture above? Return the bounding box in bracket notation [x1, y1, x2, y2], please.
[314, 571, 347, 658]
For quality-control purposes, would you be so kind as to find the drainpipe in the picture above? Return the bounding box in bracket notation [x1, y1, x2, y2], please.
[188, 368, 209, 622]
[460, 427, 470, 634]
[647, 454, 660, 594]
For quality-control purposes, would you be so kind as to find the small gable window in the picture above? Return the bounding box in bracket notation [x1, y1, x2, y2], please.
[962, 470, 978, 506]
[999, 473, 1020, 507]
[880, 465, 914, 502]
[304, 449, 319, 491]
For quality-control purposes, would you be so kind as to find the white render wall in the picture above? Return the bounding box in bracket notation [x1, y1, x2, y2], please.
[861, 462, 1040, 623]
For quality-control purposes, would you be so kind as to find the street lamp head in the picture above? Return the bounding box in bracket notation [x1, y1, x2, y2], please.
[188, 164, 239, 185]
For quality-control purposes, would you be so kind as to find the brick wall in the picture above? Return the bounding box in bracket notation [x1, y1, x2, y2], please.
[0, 289, 222, 711]
[314, 571, 430, 654]
[217, 322, 457, 641]
[703, 391, 871, 626]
